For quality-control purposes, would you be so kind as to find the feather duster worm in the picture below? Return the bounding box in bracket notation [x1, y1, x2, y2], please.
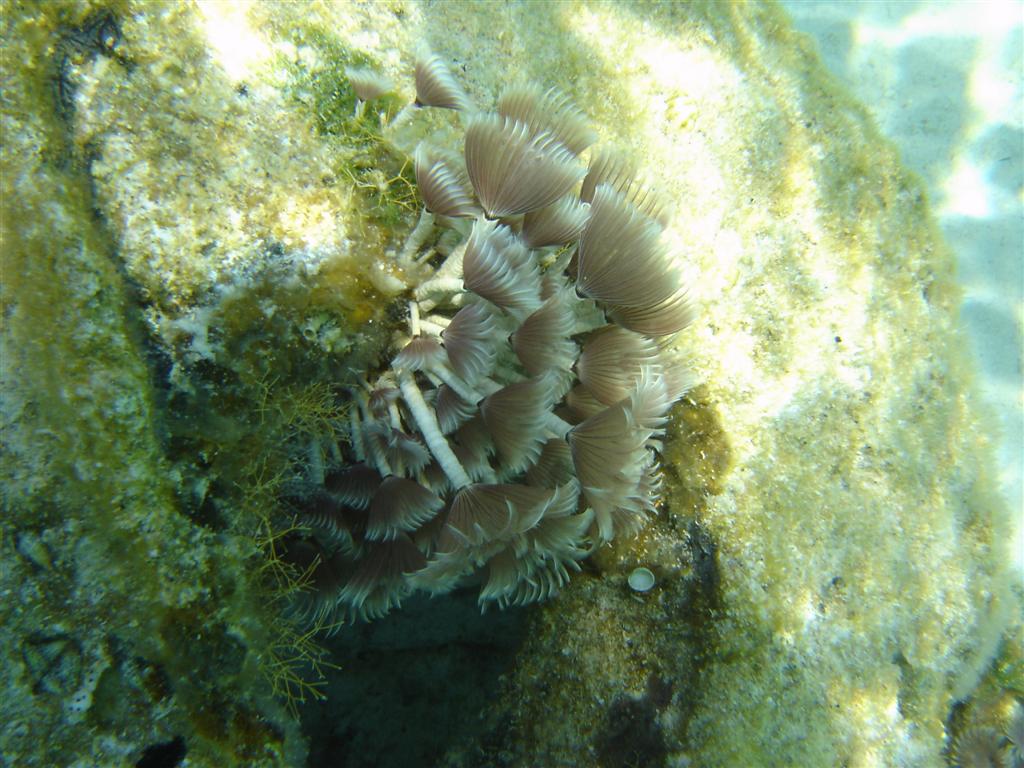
[346, 66, 394, 102]
[414, 52, 471, 111]
[294, 52, 698, 622]
[465, 114, 585, 218]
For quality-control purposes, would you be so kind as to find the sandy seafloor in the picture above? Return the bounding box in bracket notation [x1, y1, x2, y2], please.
[782, 0, 1024, 562]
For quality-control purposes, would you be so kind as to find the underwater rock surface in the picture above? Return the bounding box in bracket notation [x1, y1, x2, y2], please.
[1, 2, 1018, 767]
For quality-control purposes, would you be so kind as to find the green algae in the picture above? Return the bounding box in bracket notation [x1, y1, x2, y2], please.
[0, 3, 341, 764]
[275, 26, 418, 230]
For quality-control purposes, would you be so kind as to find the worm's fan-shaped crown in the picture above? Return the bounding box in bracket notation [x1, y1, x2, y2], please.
[606, 291, 696, 338]
[621, 365, 681, 432]
[582, 149, 672, 227]
[461, 218, 542, 314]
[528, 492, 591, 560]
[444, 482, 578, 548]
[497, 84, 597, 155]
[282, 538, 352, 626]
[434, 384, 476, 434]
[325, 464, 383, 510]
[464, 114, 585, 218]
[565, 384, 606, 422]
[568, 367, 680, 542]
[345, 66, 393, 101]
[479, 498, 592, 608]
[581, 149, 637, 204]
[300, 492, 357, 544]
[414, 144, 479, 218]
[576, 185, 692, 336]
[338, 536, 427, 620]
[480, 376, 556, 474]
[511, 289, 578, 376]
[451, 416, 496, 481]
[361, 422, 430, 478]
[576, 324, 661, 405]
[367, 387, 399, 418]
[479, 547, 533, 607]
[525, 438, 576, 489]
[365, 477, 444, 541]
[414, 52, 471, 110]
[407, 545, 482, 596]
[442, 303, 498, 383]
[521, 195, 590, 249]
[393, 335, 446, 371]
[374, 426, 432, 477]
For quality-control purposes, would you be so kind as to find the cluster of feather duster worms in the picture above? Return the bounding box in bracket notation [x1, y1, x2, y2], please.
[295, 53, 697, 622]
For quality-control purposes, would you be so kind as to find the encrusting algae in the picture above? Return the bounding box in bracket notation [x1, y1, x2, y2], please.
[0, 2, 1019, 768]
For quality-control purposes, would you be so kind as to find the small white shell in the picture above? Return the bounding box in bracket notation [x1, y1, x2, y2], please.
[628, 567, 656, 593]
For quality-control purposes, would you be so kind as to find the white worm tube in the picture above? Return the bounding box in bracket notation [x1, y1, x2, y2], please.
[307, 439, 325, 485]
[544, 412, 572, 440]
[408, 300, 421, 337]
[414, 277, 464, 304]
[418, 318, 448, 338]
[398, 370, 472, 489]
[427, 364, 482, 404]
[398, 210, 436, 266]
[387, 401, 405, 433]
[414, 240, 466, 302]
[348, 405, 366, 462]
[424, 313, 451, 329]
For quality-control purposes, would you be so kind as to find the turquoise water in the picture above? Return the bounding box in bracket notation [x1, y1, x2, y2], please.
[784, 0, 1024, 553]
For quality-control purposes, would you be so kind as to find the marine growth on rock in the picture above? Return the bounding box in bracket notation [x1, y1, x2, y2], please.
[295, 52, 696, 622]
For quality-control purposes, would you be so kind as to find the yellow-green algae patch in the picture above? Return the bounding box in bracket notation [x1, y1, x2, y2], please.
[0, 3, 315, 765]
[1, 1, 1019, 767]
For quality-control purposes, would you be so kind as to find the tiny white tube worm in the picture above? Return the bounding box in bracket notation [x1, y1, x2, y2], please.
[398, 209, 436, 266]
[398, 370, 472, 489]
